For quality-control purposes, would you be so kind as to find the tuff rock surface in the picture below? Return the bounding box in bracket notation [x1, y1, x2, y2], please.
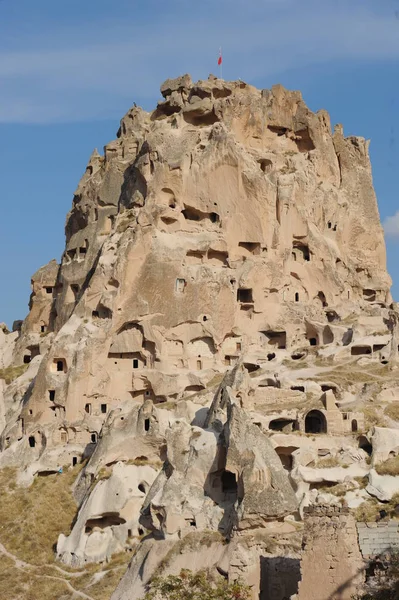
[0, 74, 398, 599]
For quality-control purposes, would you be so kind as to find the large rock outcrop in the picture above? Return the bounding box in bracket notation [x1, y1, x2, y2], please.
[0, 74, 397, 600]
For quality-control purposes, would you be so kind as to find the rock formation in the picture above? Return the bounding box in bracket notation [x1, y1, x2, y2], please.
[0, 73, 398, 599]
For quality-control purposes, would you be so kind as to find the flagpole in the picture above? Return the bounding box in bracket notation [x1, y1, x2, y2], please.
[219, 47, 222, 79]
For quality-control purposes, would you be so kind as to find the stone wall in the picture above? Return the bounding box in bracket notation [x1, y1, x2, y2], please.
[297, 505, 364, 600]
[357, 521, 399, 558]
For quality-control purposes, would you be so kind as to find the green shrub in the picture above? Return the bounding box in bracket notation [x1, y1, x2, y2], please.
[144, 569, 251, 600]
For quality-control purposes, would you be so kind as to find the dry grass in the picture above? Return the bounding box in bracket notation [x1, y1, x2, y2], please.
[80, 552, 132, 600]
[0, 556, 71, 600]
[353, 498, 381, 522]
[353, 493, 399, 523]
[375, 455, 399, 476]
[0, 466, 133, 599]
[310, 456, 340, 469]
[126, 457, 163, 468]
[313, 361, 396, 392]
[384, 403, 399, 422]
[155, 401, 177, 411]
[0, 364, 29, 384]
[316, 482, 350, 496]
[156, 531, 225, 574]
[362, 406, 385, 428]
[64, 551, 132, 600]
[354, 476, 369, 489]
[0, 467, 79, 564]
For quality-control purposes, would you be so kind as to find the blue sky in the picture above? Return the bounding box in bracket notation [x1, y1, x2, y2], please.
[1, 0, 399, 327]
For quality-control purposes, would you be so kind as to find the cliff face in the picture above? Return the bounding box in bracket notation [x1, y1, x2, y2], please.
[0, 75, 397, 599]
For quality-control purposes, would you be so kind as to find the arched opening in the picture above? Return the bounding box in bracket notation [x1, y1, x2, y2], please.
[28, 436, 36, 448]
[326, 310, 340, 323]
[295, 292, 299, 302]
[72, 456, 78, 466]
[90, 433, 97, 443]
[305, 410, 327, 434]
[258, 158, 273, 173]
[358, 435, 372, 456]
[144, 418, 150, 432]
[309, 337, 317, 346]
[138, 483, 146, 494]
[351, 419, 358, 432]
[363, 289, 376, 302]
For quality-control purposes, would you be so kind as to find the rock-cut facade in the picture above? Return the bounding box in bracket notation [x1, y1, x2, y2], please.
[0, 74, 397, 600]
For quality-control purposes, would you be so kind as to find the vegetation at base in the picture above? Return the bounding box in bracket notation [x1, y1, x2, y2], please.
[353, 493, 399, 522]
[353, 552, 399, 599]
[0, 466, 132, 599]
[375, 456, 399, 476]
[0, 364, 28, 384]
[0, 466, 78, 564]
[362, 406, 386, 428]
[384, 403, 399, 422]
[308, 456, 340, 469]
[144, 569, 251, 600]
[156, 531, 225, 573]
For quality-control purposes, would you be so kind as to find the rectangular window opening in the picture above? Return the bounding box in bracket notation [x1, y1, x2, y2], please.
[237, 288, 253, 303]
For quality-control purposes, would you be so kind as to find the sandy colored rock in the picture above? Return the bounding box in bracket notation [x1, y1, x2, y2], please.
[297, 505, 364, 600]
[1, 74, 399, 599]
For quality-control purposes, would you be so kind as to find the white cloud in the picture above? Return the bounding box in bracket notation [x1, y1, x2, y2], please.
[384, 212, 399, 238]
[1, 0, 399, 123]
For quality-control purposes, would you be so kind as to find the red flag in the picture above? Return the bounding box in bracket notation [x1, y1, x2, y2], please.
[218, 51, 222, 66]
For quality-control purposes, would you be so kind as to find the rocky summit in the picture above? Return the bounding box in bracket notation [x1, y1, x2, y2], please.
[0, 74, 398, 600]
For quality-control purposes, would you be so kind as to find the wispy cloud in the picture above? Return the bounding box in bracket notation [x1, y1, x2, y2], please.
[384, 212, 399, 239]
[1, 0, 399, 123]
